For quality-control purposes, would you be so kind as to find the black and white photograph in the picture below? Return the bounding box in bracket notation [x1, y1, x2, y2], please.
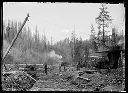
[2, 2, 125, 91]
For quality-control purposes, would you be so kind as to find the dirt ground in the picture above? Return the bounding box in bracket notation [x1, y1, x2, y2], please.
[29, 66, 125, 91]
[2, 64, 125, 91]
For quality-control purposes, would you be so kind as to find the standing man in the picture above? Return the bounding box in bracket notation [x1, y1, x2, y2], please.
[59, 63, 61, 72]
[44, 64, 48, 75]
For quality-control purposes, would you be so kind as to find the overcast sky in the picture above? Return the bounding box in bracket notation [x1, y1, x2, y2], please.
[3, 2, 125, 44]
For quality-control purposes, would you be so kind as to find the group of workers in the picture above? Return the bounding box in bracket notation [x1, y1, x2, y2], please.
[44, 62, 67, 75]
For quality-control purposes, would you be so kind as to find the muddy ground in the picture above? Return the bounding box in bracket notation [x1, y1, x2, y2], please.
[2, 65, 125, 92]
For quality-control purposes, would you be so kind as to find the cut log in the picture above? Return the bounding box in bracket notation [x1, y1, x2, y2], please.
[84, 70, 98, 74]
[77, 76, 90, 81]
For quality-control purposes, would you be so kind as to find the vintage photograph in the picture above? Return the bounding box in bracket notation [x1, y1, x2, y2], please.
[2, 2, 125, 91]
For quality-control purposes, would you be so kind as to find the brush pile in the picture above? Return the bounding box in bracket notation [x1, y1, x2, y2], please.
[2, 71, 36, 91]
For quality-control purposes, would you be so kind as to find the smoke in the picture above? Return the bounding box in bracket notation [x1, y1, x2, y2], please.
[47, 50, 62, 59]
[117, 38, 125, 49]
[118, 38, 124, 45]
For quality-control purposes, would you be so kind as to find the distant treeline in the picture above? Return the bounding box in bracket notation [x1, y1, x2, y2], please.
[3, 20, 91, 66]
[3, 19, 124, 69]
[3, 20, 51, 53]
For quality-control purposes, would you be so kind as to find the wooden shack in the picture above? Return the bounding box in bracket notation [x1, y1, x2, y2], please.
[95, 45, 124, 69]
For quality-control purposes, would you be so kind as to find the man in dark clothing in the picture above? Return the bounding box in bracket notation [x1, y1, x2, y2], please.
[44, 64, 48, 75]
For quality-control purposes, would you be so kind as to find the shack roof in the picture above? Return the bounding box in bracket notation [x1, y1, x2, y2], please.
[96, 45, 124, 53]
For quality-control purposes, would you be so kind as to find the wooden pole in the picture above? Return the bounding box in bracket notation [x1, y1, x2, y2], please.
[2, 14, 30, 70]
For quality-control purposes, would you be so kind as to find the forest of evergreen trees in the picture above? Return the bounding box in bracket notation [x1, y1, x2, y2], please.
[2, 4, 124, 69]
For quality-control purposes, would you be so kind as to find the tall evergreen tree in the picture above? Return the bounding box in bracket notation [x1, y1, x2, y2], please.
[95, 4, 112, 49]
